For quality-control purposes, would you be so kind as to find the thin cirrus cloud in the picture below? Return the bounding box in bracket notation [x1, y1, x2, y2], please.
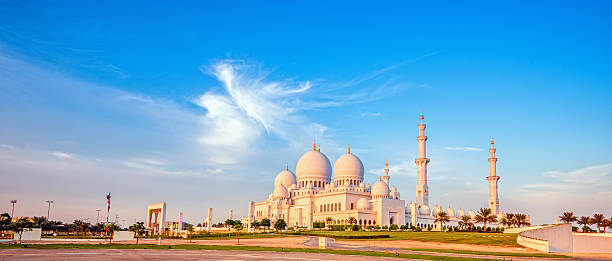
[51, 151, 73, 159]
[444, 146, 482, 152]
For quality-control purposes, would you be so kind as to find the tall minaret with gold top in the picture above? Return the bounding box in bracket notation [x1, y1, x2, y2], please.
[487, 138, 500, 215]
[415, 111, 430, 207]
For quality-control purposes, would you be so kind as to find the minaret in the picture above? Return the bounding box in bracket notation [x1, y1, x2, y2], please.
[383, 161, 390, 185]
[415, 111, 430, 207]
[486, 138, 500, 215]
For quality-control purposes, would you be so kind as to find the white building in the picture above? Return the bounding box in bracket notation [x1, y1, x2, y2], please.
[247, 112, 523, 230]
[248, 143, 405, 229]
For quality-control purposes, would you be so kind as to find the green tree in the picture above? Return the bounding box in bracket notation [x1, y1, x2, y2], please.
[250, 221, 260, 230]
[234, 223, 244, 244]
[577, 216, 591, 232]
[434, 211, 450, 231]
[559, 212, 577, 224]
[458, 215, 473, 230]
[32, 216, 48, 229]
[500, 213, 514, 227]
[129, 222, 145, 244]
[224, 219, 235, 230]
[590, 214, 605, 233]
[0, 213, 11, 231]
[515, 214, 530, 227]
[8, 218, 34, 243]
[348, 217, 357, 225]
[260, 218, 271, 230]
[274, 219, 287, 231]
[474, 208, 497, 231]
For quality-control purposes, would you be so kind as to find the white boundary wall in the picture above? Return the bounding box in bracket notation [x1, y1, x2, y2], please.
[517, 224, 612, 253]
[13, 228, 41, 241]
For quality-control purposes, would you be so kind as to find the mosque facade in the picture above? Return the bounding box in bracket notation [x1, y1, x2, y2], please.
[247, 113, 507, 230]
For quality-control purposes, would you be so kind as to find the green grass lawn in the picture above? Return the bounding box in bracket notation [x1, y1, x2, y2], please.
[406, 248, 570, 258]
[302, 231, 520, 247]
[0, 244, 496, 261]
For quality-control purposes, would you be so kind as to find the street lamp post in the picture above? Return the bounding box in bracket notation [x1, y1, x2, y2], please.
[10, 200, 17, 217]
[45, 201, 54, 220]
[96, 209, 101, 224]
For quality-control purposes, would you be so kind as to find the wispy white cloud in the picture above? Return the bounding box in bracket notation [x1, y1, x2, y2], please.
[51, 151, 73, 159]
[368, 160, 416, 177]
[194, 60, 329, 164]
[360, 111, 383, 118]
[445, 146, 482, 152]
[521, 163, 612, 192]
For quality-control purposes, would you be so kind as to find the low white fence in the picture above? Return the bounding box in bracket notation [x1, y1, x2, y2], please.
[517, 224, 612, 253]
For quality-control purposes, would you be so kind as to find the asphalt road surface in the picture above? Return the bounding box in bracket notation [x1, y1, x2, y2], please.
[0, 249, 412, 260]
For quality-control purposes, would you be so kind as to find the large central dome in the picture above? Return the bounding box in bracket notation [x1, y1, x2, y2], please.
[296, 149, 332, 185]
[333, 150, 364, 179]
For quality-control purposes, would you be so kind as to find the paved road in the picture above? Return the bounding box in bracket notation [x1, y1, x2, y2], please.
[0, 249, 412, 261]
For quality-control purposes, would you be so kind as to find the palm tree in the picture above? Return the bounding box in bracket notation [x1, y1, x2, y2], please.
[32, 216, 48, 228]
[325, 217, 333, 227]
[515, 214, 530, 227]
[602, 219, 610, 233]
[590, 214, 605, 233]
[0, 213, 11, 231]
[500, 213, 514, 227]
[234, 223, 243, 245]
[559, 212, 577, 224]
[458, 215, 473, 230]
[577, 216, 591, 232]
[433, 211, 450, 231]
[348, 217, 357, 225]
[129, 222, 145, 244]
[474, 208, 497, 231]
[607, 218, 612, 233]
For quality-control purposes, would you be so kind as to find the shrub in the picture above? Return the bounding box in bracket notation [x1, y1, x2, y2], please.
[486, 227, 492, 231]
[373, 225, 380, 229]
[390, 224, 399, 230]
[427, 226, 432, 231]
[572, 226, 579, 232]
[400, 225, 408, 230]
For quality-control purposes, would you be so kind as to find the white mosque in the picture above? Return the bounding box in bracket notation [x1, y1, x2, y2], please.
[246, 113, 507, 230]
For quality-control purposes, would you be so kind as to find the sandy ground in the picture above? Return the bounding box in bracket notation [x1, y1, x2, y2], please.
[341, 239, 538, 253]
[19, 236, 612, 259]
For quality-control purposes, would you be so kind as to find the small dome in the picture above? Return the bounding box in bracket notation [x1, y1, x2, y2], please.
[273, 184, 289, 198]
[446, 207, 455, 218]
[419, 205, 430, 215]
[332, 150, 364, 179]
[356, 198, 371, 210]
[296, 150, 332, 181]
[457, 208, 465, 217]
[371, 179, 389, 198]
[274, 168, 297, 188]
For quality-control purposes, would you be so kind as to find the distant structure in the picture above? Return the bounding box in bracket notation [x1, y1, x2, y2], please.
[206, 208, 213, 232]
[228, 209, 233, 220]
[246, 112, 523, 230]
[248, 141, 405, 229]
[487, 138, 500, 215]
[415, 111, 430, 207]
[146, 202, 166, 235]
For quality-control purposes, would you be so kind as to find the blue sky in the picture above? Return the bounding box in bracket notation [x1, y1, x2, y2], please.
[0, 1, 611, 226]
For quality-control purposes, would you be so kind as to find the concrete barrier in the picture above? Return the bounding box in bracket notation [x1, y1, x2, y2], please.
[573, 233, 612, 253]
[13, 228, 41, 241]
[517, 224, 612, 253]
[113, 231, 135, 241]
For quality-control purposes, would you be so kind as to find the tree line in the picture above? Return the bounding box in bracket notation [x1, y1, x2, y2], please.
[559, 212, 611, 233]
